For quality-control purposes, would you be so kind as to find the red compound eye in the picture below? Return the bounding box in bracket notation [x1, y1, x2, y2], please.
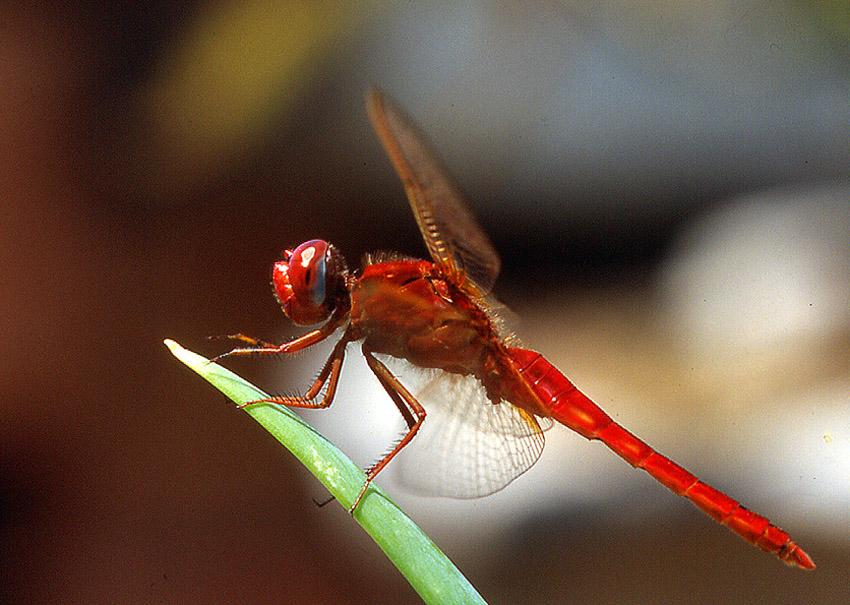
[271, 240, 347, 325]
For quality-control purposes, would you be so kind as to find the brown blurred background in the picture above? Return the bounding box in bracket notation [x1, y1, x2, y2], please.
[2, 1, 848, 603]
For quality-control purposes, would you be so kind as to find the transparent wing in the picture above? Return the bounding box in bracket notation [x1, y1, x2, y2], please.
[393, 371, 547, 499]
[366, 88, 501, 294]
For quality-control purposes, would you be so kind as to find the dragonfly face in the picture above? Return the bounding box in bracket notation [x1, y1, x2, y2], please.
[272, 239, 349, 326]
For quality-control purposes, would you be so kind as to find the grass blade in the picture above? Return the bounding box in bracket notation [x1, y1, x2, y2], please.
[165, 339, 487, 605]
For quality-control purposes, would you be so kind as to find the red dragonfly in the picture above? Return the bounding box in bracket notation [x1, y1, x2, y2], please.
[216, 88, 814, 569]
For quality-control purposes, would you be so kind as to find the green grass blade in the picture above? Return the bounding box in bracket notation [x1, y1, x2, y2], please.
[165, 339, 487, 605]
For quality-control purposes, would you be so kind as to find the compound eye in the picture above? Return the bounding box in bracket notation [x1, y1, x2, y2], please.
[272, 239, 348, 326]
[288, 239, 329, 306]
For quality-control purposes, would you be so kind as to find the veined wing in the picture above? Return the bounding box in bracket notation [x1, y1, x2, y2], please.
[366, 88, 501, 294]
[393, 370, 548, 499]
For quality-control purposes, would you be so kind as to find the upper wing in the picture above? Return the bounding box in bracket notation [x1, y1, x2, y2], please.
[366, 88, 501, 294]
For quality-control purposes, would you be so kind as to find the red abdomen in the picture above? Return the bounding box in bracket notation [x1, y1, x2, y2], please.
[506, 347, 814, 569]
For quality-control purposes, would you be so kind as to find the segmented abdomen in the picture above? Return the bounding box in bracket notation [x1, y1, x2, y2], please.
[506, 347, 814, 569]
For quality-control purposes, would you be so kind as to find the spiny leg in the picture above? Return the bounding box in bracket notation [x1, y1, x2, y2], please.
[239, 334, 350, 410]
[208, 333, 279, 349]
[209, 329, 328, 363]
[210, 310, 348, 364]
[350, 345, 426, 512]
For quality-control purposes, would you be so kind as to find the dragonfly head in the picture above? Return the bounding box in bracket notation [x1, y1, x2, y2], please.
[272, 239, 349, 325]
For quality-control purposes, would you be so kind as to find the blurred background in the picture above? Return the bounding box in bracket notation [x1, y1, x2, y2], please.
[2, 1, 848, 602]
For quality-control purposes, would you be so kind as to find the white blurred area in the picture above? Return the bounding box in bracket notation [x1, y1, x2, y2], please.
[657, 184, 850, 537]
[662, 185, 850, 357]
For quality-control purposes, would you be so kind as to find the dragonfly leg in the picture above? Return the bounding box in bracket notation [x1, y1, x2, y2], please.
[239, 333, 350, 410]
[210, 309, 348, 364]
[351, 344, 426, 512]
[209, 329, 328, 363]
[208, 333, 279, 348]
